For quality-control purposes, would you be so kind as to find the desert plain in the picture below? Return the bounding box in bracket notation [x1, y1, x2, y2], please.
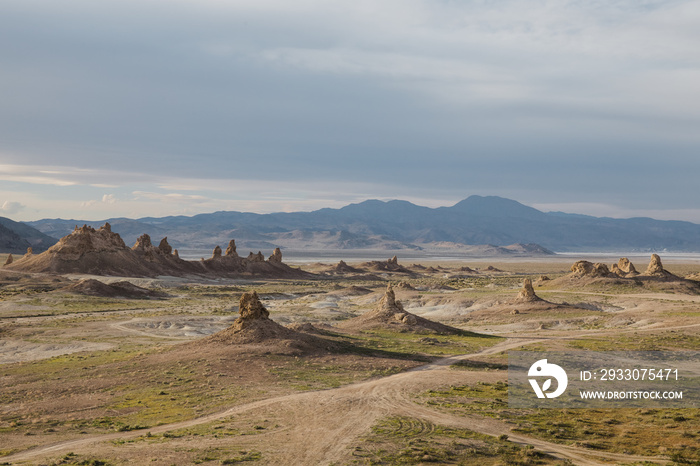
[1, 248, 699, 465]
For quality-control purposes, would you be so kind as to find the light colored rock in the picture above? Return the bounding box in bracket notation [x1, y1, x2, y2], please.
[225, 240, 237, 257]
[570, 260, 611, 278]
[516, 278, 539, 302]
[269, 247, 282, 263]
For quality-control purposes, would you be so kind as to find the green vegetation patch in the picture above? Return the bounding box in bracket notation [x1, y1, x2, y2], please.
[423, 382, 700, 462]
[567, 331, 700, 351]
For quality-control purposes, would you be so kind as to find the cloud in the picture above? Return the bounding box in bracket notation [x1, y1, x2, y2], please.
[0, 201, 26, 215]
[1, 1, 700, 223]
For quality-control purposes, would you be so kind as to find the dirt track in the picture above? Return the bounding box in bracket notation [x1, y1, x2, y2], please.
[5, 338, 670, 465]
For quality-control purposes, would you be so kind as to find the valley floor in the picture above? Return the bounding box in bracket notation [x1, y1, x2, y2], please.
[1, 257, 698, 465]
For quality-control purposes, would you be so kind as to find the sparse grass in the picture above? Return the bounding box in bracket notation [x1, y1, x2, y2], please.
[422, 382, 700, 461]
[566, 331, 700, 351]
[350, 415, 566, 465]
[345, 329, 503, 358]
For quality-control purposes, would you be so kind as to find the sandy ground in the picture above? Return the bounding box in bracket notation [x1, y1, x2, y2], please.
[1, 258, 699, 464]
[3, 340, 672, 465]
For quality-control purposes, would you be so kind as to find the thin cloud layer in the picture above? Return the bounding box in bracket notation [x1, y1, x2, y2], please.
[1, 0, 699, 221]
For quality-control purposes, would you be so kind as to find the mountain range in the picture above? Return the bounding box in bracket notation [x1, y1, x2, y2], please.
[0, 217, 57, 254]
[7, 195, 700, 255]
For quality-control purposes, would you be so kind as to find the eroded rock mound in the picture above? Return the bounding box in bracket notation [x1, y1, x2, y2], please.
[362, 256, 415, 275]
[641, 254, 678, 279]
[611, 257, 638, 277]
[203, 292, 335, 352]
[225, 240, 238, 257]
[334, 260, 362, 274]
[64, 278, 167, 299]
[247, 251, 265, 262]
[515, 278, 541, 302]
[341, 284, 462, 334]
[4, 254, 12, 266]
[8, 227, 311, 279]
[570, 260, 612, 278]
[158, 238, 173, 255]
[200, 241, 310, 279]
[269, 247, 282, 263]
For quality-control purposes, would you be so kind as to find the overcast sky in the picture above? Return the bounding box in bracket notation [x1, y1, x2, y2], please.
[1, 0, 699, 222]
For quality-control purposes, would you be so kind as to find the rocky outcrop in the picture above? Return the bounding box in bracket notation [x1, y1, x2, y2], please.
[7, 228, 311, 279]
[5, 224, 193, 277]
[362, 256, 415, 275]
[269, 247, 282, 263]
[201, 291, 335, 352]
[25, 247, 33, 256]
[64, 278, 168, 299]
[132, 233, 153, 251]
[341, 284, 462, 334]
[235, 291, 269, 323]
[4, 254, 12, 266]
[570, 260, 612, 278]
[642, 254, 678, 279]
[158, 237, 173, 255]
[247, 251, 265, 262]
[516, 278, 540, 302]
[332, 260, 363, 274]
[225, 240, 238, 257]
[611, 257, 638, 277]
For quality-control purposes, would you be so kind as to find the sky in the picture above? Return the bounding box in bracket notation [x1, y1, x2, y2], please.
[1, 0, 700, 223]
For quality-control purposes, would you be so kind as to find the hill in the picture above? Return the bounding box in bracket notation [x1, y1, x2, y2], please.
[0, 217, 57, 253]
[25, 196, 700, 253]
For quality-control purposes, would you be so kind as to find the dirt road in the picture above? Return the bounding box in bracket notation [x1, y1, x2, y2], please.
[4, 338, 670, 465]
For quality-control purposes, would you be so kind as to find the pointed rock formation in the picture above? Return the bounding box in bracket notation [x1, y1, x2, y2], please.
[212, 245, 222, 259]
[158, 237, 173, 255]
[4, 254, 12, 266]
[173, 249, 180, 259]
[201, 291, 335, 352]
[235, 291, 270, 323]
[225, 240, 238, 257]
[389, 255, 398, 265]
[132, 233, 153, 251]
[247, 251, 265, 262]
[642, 254, 677, 279]
[516, 278, 541, 302]
[25, 247, 33, 256]
[269, 247, 282, 263]
[341, 284, 462, 334]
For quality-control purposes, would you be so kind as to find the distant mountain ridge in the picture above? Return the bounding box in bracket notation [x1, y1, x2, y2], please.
[0, 217, 57, 253]
[24, 195, 700, 253]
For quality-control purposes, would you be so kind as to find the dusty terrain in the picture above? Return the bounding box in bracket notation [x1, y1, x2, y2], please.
[1, 253, 699, 465]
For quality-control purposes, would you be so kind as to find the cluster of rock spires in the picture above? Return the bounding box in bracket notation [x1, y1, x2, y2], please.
[3, 223, 307, 279]
[570, 254, 678, 280]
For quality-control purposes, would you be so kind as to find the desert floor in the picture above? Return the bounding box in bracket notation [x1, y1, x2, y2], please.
[1, 256, 699, 465]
